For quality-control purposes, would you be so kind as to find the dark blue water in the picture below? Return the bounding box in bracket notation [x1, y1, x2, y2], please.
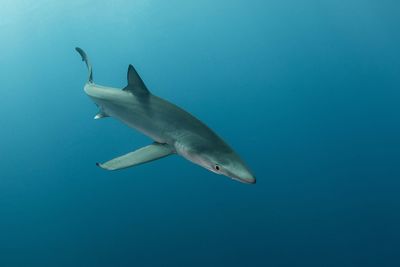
[1, 1, 399, 266]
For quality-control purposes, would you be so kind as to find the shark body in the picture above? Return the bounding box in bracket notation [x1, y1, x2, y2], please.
[76, 47, 255, 184]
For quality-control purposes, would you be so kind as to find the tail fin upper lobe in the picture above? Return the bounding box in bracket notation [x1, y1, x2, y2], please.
[75, 47, 93, 83]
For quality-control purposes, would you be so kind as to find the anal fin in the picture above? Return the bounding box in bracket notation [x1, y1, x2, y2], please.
[97, 143, 174, 171]
[94, 111, 109, 120]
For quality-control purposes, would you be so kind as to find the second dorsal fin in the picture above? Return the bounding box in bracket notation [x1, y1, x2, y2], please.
[123, 64, 149, 96]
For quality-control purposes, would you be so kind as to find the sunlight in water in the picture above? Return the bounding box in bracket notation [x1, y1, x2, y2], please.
[0, 0, 152, 27]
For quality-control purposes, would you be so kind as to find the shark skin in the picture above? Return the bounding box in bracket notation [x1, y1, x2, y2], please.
[76, 47, 255, 184]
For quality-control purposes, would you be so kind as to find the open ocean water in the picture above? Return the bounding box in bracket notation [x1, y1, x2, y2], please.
[1, 1, 399, 266]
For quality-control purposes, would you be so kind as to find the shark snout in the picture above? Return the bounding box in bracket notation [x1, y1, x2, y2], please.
[230, 167, 256, 184]
[236, 173, 256, 184]
[243, 175, 256, 184]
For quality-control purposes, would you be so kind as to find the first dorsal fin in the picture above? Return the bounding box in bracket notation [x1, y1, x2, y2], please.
[123, 64, 149, 96]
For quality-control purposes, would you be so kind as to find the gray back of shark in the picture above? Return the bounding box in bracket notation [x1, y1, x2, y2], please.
[76, 47, 255, 184]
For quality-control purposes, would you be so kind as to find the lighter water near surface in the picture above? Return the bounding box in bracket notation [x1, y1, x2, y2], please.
[1, 1, 400, 266]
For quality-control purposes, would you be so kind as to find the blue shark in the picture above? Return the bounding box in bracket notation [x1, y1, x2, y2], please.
[76, 48, 255, 184]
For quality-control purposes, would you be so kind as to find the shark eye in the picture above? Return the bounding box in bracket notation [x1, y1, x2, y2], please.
[214, 165, 220, 171]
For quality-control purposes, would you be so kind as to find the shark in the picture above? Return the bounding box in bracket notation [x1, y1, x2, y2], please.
[76, 47, 256, 184]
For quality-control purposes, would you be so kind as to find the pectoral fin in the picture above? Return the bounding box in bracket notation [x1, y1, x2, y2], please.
[96, 143, 174, 171]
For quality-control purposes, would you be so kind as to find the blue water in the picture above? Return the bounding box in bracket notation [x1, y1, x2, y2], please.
[1, 1, 400, 266]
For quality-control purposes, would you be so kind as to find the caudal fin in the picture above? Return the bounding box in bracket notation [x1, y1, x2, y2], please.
[75, 47, 93, 83]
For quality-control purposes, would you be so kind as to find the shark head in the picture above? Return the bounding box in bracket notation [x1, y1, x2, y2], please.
[203, 151, 256, 184]
[175, 138, 256, 184]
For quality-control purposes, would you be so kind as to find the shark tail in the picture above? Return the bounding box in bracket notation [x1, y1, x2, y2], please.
[75, 47, 93, 83]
